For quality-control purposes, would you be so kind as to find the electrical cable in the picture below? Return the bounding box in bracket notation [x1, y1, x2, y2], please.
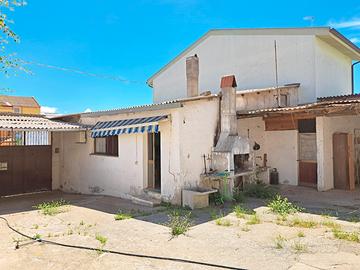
[0, 216, 244, 270]
[19, 59, 143, 84]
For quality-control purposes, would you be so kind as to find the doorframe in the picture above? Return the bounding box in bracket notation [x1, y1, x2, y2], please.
[146, 132, 161, 191]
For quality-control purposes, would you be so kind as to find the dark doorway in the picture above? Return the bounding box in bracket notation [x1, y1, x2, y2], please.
[298, 118, 317, 187]
[147, 132, 161, 191]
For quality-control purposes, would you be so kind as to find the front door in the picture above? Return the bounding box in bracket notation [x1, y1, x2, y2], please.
[147, 132, 161, 190]
[333, 132, 355, 190]
[298, 119, 317, 187]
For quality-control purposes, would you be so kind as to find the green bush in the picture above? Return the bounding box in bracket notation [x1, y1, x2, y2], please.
[268, 195, 302, 216]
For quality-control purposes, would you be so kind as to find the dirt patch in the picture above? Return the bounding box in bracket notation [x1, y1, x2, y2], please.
[0, 191, 360, 270]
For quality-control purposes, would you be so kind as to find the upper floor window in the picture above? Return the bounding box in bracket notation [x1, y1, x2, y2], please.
[94, 136, 118, 156]
[13, 107, 21, 114]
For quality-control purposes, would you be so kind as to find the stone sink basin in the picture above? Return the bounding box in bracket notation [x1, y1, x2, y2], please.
[182, 188, 218, 209]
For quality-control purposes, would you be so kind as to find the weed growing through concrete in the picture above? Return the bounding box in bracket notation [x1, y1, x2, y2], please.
[246, 214, 260, 225]
[290, 218, 317, 228]
[268, 195, 303, 216]
[114, 211, 133, 221]
[34, 199, 68, 216]
[241, 226, 250, 232]
[332, 228, 360, 243]
[215, 218, 232, 226]
[32, 224, 39, 229]
[95, 233, 107, 254]
[292, 240, 308, 253]
[274, 234, 287, 249]
[33, 233, 42, 240]
[321, 220, 340, 230]
[297, 231, 305, 238]
[80, 220, 85, 226]
[233, 205, 255, 219]
[167, 210, 192, 237]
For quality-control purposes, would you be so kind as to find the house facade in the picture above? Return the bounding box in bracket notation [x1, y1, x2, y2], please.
[0, 95, 41, 114]
[51, 27, 360, 205]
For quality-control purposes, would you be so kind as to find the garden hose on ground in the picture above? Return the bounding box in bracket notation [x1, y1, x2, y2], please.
[0, 216, 244, 270]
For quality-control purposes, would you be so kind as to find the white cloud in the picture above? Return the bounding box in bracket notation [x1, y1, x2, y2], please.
[350, 37, 360, 43]
[329, 18, 360, 29]
[41, 106, 58, 114]
[84, 108, 92, 113]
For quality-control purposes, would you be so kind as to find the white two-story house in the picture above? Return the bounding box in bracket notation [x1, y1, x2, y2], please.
[51, 27, 360, 205]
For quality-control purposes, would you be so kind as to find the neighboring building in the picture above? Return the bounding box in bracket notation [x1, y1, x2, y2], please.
[6, 27, 358, 204]
[0, 95, 41, 114]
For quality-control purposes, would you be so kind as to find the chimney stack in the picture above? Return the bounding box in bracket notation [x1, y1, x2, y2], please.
[186, 54, 199, 97]
[220, 75, 237, 135]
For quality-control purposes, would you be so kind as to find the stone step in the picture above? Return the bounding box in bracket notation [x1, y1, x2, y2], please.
[130, 194, 161, 207]
[144, 189, 162, 200]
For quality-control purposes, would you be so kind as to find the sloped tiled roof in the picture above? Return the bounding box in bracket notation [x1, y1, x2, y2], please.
[0, 95, 40, 108]
[0, 113, 87, 131]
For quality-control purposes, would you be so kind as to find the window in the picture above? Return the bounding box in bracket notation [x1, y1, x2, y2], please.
[94, 136, 118, 156]
[13, 107, 21, 113]
[279, 94, 289, 107]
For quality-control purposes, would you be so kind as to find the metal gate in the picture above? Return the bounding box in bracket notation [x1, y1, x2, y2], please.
[0, 131, 52, 196]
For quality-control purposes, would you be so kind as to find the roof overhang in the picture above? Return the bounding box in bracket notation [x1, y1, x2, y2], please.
[147, 27, 360, 86]
[0, 113, 88, 131]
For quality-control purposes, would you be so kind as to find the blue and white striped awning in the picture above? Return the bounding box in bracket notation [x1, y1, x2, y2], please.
[91, 115, 168, 138]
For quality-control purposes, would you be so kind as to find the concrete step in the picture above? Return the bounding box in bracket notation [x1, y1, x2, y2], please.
[144, 189, 162, 200]
[130, 194, 161, 207]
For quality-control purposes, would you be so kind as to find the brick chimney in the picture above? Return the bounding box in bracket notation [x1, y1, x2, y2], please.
[186, 54, 199, 97]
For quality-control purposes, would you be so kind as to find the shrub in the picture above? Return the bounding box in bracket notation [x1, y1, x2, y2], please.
[167, 211, 192, 237]
[268, 195, 302, 216]
[297, 231, 305, 238]
[232, 188, 245, 203]
[244, 183, 277, 199]
[213, 192, 225, 206]
[34, 199, 68, 216]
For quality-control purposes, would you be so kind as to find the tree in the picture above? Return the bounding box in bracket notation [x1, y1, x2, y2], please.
[0, 0, 26, 75]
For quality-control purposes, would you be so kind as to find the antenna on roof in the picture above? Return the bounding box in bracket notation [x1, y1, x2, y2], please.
[303, 16, 315, 27]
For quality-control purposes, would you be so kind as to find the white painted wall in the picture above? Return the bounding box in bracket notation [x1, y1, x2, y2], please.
[317, 115, 360, 191]
[315, 38, 352, 98]
[152, 34, 352, 105]
[52, 98, 219, 204]
[236, 87, 299, 111]
[238, 117, 298, 185]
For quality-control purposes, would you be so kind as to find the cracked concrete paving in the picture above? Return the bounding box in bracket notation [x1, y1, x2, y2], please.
[0, 191, 360, 270]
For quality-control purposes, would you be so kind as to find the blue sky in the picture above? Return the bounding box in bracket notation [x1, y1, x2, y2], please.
[2, 0, 360, 114]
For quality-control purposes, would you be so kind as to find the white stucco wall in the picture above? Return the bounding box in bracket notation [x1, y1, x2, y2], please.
[315, 38, 352, 98]
[238, 117, 298, 185]
[317, 115, 360, 191]
[152, 34, 352, 105]
[52, 98, 219, 204]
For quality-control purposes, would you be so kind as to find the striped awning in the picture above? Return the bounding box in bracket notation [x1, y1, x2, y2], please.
[91, 115, 168, 138]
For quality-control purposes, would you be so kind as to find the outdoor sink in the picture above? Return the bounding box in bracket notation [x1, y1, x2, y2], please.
[182, 188, 217, 209]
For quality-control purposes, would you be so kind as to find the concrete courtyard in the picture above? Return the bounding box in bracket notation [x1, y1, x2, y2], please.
[0, 187, 360, 270]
